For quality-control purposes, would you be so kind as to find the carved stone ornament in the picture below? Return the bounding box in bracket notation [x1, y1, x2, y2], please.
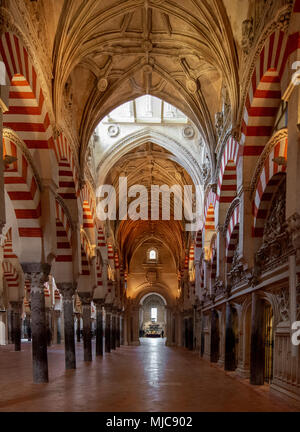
[186, 78, 198, 94]
[242, 18, 254, 55]
[276, 288, 289, 322]
[227, 245, 247, 288]
[97, 78, 108, 92]
[107, 124, 120, 138]
[214, 277, 227, 297]
[255, 180, 293, 275]
[215, 111, 224, 137]
[286, 212, 300, 251]
[182, 125, 195, 139]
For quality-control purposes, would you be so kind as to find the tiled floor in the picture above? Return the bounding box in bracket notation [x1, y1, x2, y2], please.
[0, 338, 299, 412]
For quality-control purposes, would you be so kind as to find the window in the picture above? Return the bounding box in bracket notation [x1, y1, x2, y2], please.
[151, 307, 157, 322]
[149, 249, 156, 260]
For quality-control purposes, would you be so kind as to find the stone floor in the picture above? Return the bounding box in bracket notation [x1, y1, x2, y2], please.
[0, 338, 299, 412]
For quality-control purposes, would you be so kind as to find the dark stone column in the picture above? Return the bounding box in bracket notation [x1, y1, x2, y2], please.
[120, 315, 124, 345]
[79, 293, 92, 362]
[188, 317, 193, 351]
[7, 309, 13, 344]
[111, 311, 116, 350]
[94, 299, 104, 356]
[10, 301, 22, 351]
[57, 283, 76, 370]
[225, 303, 236, 371]
[25, 313, 32, 341]
[116, 312, 121, 348]
[210, 309, 219, 363]
[45, 308, 52, 347]
[22, 264, 50, 384]
[250, 292, 265, 385]
[105, 305, 111, 353]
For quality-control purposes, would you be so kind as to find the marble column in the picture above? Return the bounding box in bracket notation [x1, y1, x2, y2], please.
[94, 299, 104, 356]
[225, 303, 236, 371]
[10, 301, 22, 351]
[57, 283, 76, 369]
[79, 293, 92, 362]
[250, 292, 265, 385]
[105, 305, 111, 353]
[210, 309, 219, 363]
[22, 264, 50, 384]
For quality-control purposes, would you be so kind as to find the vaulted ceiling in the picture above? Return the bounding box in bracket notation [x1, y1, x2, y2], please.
[52, 0, 239, 170]
[109, 142, 193, 267]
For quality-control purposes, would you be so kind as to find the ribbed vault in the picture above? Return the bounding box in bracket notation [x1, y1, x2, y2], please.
[53, 0, 239, 172]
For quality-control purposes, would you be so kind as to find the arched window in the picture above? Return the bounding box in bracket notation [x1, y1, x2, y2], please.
[151, 307, 158, 322]
[149, 249, 156, 260]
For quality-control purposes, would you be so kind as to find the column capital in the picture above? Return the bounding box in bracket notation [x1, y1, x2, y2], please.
[78, 292, 92, 305]
[104, 304, 112, 313]
[93, 298, 105, 308]
[21, 263, 51, 292]
[56, 282, 76, 300]
[10, 301, 23, 310]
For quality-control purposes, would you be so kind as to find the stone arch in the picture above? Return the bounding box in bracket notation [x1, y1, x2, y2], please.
[1, 32, 56, 178]
[96, 129, 204, 189]
[3, 131, 42, 262]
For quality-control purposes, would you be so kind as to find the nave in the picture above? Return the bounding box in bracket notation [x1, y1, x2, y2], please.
[0, 338, 298, 412]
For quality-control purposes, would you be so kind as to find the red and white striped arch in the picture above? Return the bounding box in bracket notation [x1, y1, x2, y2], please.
[205, 204, 215, 231]
[3, 135, 42, 238]
[55, 134, 79, 200]
[97, 226, 106, 248]
[81, 184, 96, 244]
[226, 205, 240, 264]
[80, 231, 91, 276]
[204, 190, 217, 223]
[1, 33, 54, 154]
[107, 242, 114, 268]
[189, 243, 195, 270]
[2, 261, 20, 291]
[96, 253, 103, 289]
[217, 137, 239, 204]
[253, 136, 288, 237]
[52, 200, 73, 282]
[114, 251, 120, 270]
[241, 24, 300, 156]
[3, 228, 17, 259]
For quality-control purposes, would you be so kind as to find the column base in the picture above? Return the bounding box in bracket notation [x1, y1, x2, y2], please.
[271, 380, 300, 403]
[129, 341, 140, 346]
